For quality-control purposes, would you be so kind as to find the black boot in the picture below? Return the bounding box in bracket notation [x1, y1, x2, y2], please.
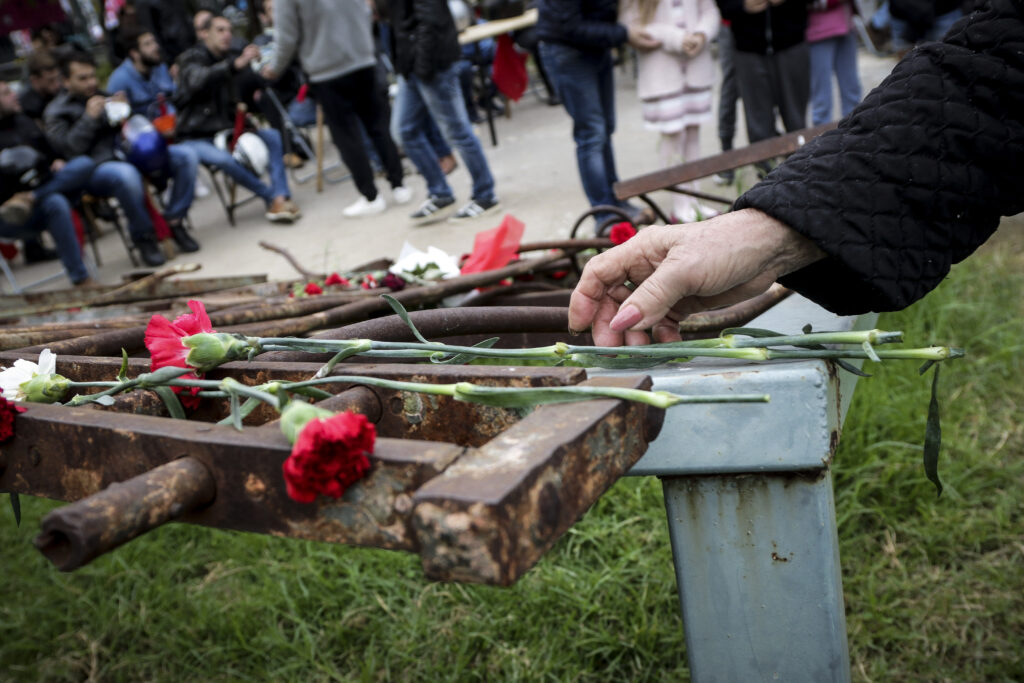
[23, 237, 59, 263]
[134, 236, 166, 267]
[169, 220, 200, 253]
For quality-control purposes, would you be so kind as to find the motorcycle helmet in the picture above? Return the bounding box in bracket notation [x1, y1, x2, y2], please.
[121, 115, 170, 176]
[214, 130, 270, 177]
[0, 145, 50, 191]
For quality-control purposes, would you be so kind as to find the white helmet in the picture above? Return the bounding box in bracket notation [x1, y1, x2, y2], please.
[214, 130, 270, 177]
[448, 0, 472, 32]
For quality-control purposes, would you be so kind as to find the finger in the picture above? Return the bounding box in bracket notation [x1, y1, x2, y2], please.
[568, 242, 655, 333]
[624, 328, 650, 346]
[589, 293, 626, 347]
[652, 319, 682, 343]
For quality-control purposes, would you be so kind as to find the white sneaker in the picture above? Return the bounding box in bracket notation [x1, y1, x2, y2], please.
[392, 185, 413, 205]
[194, 178, 210, 198]
[343, 195, 386, 217]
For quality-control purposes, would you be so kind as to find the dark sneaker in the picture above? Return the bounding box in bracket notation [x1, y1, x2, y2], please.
[452, 197, 500, 221]
[169, 220, 200, 253]
[134, 236, 166, 267]
[410, 194, 456, 224]
[712, 170, 735, 186]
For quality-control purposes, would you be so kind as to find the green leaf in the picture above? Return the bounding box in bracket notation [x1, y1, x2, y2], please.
[923, 364, 943, 497]
[431, 337, 501, 364]
[118, 348, 129, 382]
[381, 294, 432, 345]
[9, 492, 20, 526]
[153, 386, 187, 420]
[216, 397, 262, 427]
[836, 359, 872, 378]
[722, 327, 789, 338]
[918, 359, 937, 376]
[228, 390, 242, 432]
[290, 386, 333, 399]
[570, 354, 671, 369]
[861, 341, 881, 363]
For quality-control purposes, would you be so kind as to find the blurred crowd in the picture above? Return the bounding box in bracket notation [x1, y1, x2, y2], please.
[0, 0, 969, 287]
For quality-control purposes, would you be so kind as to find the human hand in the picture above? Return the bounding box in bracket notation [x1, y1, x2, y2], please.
[169, 63, 179, 81]
[110, 91, 128, 103]
[744, 0, 769, 12]
[51, 159, 66, 172]
[628, 26, 662, 51]
[85, 95, 107, 119]
[567, 209, 826, 346]
[233, 44, 261, 70]
[260, 64, 278, 81]
[681, 32, 706, 57]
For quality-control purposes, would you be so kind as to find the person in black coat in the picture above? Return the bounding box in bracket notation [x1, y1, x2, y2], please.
[536, 0, 661, 233]
[388, 0, 501, 223]
[568, 0, 1023, 345]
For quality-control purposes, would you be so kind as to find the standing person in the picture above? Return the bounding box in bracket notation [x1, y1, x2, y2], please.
[536, 0, 660, 233]
[174, 13, 301, 225]
[134, 0, 195, 64]
[712, 20, 739, 186]
[806, 0, 862, 125]
[716, 0, 809, 155]
[263, 0, 411, 218]
[389, 0, 501, 223]
[621, 0, 721, 223]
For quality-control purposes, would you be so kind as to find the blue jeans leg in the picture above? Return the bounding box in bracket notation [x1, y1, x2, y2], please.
[833, 31, 862, 118]
[86, 161, 154, 241]
[256, 128, 291, 200]
[163, 145, 198, 221]
[539, 42, 621, 210]
[31, 155, 97, 201]
[0, 194, 90, 283]
[413, 65, 497, 203]
[397, 76, 455, 200]
[179, 140, 275, 204]
[808, 38, 836, 125]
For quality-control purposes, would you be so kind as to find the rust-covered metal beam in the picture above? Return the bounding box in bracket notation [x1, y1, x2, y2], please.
[1, 403, 464, 555]
[411, 375, 665, 586]
[34, 456, 216, 571]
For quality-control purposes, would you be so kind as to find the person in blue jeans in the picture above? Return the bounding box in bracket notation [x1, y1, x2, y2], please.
[537, 0, 660, 233]
[174, 14, 300, 224]
[389, 0, 500, 223]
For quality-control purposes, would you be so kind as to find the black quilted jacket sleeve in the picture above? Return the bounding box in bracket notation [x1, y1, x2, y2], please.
[734, 0, 1024, 315]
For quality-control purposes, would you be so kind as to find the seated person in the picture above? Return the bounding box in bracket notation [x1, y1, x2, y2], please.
[107, 28, 176, 118]
[43, 50, 200, 265]
[174, 13, 301, 224]
[0, 81, 94, 286]
[19, 50, 63, 122]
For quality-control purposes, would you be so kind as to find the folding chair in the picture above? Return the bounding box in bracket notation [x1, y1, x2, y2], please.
[78, 193, 139, 266]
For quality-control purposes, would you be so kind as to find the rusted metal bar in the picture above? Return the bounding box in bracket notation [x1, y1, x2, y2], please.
[678, 284, 791, 332]
[0, 329, 90, 351]
[614, 122, 838, 201]
[2, 403, 464, 554]
[0, 275, 268, 318]
[34, 456, 217, 571]
[517, 238, 612, 252]
[412, 375, 665, 585]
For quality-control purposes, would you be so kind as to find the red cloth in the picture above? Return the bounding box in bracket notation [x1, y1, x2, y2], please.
[144, 195, 171, 240]
[491, 35, 528, 102]
[460, 214, 524, 275]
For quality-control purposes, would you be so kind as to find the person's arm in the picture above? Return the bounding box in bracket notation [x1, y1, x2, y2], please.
[175, 52, 235, 106]
[410, 0, 449, 80]
[44, 100, 104, 160]
[736, 0, 1024, 314]
[269, 0, 300, 76]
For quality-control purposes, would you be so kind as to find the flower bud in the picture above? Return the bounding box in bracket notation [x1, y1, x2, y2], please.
[19, 373, 71, 403]
[182, 333, 250, 372]
[279, 401, 333, 444]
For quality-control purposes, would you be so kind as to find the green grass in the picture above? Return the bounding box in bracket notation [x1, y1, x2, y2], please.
[3, 226, 1024, 681]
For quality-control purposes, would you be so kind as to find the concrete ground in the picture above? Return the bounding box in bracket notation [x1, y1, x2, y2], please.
[4, 47, 899, 293]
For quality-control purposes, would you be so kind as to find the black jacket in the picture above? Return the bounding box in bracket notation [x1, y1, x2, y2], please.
[173, 44, 242, 140]
[735, 0, 1024, 314]
[18, 87, 53, 122]
[536, 0, 628, 51]
[390, 0, 462, 81]
[0, 112, 58, 203]
[42, 89, 119, 163]
[715, 0, 807, 54]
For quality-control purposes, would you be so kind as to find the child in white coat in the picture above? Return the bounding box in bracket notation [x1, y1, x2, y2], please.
[621, 0, 721, 222]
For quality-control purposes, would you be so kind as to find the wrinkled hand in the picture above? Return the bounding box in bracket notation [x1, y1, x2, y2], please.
[682, 32, 706, 57]
[85, 95, 106, 119]
[50, 159, 66, 172]
[744, 0, 769, 12]
[234, 44, 261, 70]
[568, 209, 825, 346]
[628, 26, 662, 51]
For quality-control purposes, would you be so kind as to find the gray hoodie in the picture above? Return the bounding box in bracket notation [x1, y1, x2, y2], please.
[270, 0, 377, 84]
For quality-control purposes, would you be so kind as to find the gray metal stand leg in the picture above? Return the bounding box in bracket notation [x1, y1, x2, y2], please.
[661, 471, 850, 682]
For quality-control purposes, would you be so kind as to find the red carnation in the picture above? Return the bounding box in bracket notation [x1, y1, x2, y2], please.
[143, 299, 214, 409]
[360, 273, 378, 290]
[282, 411, 375, 503]
[0, 396, 26, 442]
[381, 273, 406, 291]
[304, 282, 324, 296]
[325, 272, 349, 287]
[608, 222, 638, 245]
